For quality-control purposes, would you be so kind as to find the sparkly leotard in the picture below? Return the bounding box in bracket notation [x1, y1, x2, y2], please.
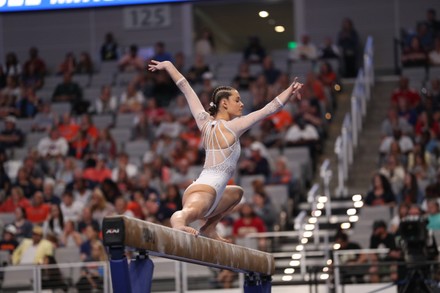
[176, 78, 283, 217]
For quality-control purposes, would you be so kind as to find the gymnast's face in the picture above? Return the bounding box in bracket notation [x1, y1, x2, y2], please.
[223, 90, 244, 118]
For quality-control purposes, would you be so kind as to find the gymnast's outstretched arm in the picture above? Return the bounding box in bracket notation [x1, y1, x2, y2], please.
[148, 60, 208, 130]
[227, 79, 303, 136]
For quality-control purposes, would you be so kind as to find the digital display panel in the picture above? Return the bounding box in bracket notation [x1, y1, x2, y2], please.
[0, 0, 188, 13]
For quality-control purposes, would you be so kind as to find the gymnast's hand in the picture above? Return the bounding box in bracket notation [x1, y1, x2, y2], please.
[148, 60, 171, 72]
[290, 77, 303, 100]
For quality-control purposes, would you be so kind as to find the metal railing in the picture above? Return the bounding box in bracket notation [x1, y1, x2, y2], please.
[335, 36, 375, 197]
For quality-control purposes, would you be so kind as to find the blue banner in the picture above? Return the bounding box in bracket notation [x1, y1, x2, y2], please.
[0, 0, 188, 13]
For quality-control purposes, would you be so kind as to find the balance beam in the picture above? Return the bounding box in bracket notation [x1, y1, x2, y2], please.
[102, 215, 275, 276]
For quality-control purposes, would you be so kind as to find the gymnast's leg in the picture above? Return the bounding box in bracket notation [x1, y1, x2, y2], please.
[199, 185, 244, 242]
[170, 186, 216, 235]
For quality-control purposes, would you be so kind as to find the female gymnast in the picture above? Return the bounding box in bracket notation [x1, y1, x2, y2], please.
[148, 60, 302, 242]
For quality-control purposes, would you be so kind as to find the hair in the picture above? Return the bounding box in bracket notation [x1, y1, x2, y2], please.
[208, 86, 235, 116]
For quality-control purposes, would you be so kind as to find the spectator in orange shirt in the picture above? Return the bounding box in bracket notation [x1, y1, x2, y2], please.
[0, 186, 30, 213]
[79, 114, 99, 140]
[26, 191, 51, 225]
[57, 112, 79, 143]
[82, 154, 112, 184]
[391, 76, 421, 108]
[267, 108, 293, 132]
[69, 130, 91, 159]
[304, 72, 327, 102]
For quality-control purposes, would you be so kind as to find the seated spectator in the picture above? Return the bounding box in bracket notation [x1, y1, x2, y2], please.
[267, 107, 293, 133]
[258, 119, 283, 148]
[169, 94, 192, 124]
[243, 36, 266, 64]
[83, 155, 112, 184]
[155, 112, 183, 140]
[390, 203, 410, 234]
[37, 128, 69, 159]
[261, 56, 281, 85]
[2, 52, 21, 78]
[320, 37, 340, 59]
[318, 61, 338, 89]
[0, 225, 19, 259]
[76, 51, 94, 75]
[76, 240, 107, 291]
[0, 116, 24, 149]
[364, 173, 396, 206]
[118, 81, 145, 113]
[60, 190, 84, 223]
[26, 191, 51, 225]
[32, 102, 55, 132]
[396, 98, 418, 127]
[414, 111, 440, 139]
[42, 203, 64, 241]
[14, 167, 37, 199]
[55, 156, 76, 193]
[251, 190, 277, 232]
[59, 220, 82, 248]
[424, 8, 440, 37]
[93, 128, 117, 160]
[150, 70, 179, 108]
[21, 62, 44, 91]
[22, 155, 44, 189]
[427, 199, 440, 230]
[52, 73, 87, 115]
[118, 44, 144, 72]
[233, 203, 266, 250]
[12, 206, 33, 241]
[410, 153, 437, 192]
[285, 116, 320, 147]
[0, 186, 30, 213]
[379, 154, 406, 195]
[368, 220, 402, 283]
[93, 85, 118, 115]
[113, 196, 135, 218]
[12, 225, 54, 265]
[23, 47, 46, 78]
[186, 54, 210, 85]
[42, 178, 61, 205]
[41, 255, 68, 292]
[57, 52, 76, 76]
[379, 128, 414, 159]
[333, 231, 367, 283]
[152, 41, 173, 62]
[0, 76, 21, 118]
[337, 18, 360, 77]
[381, 107, 413, 138]
[158, 183, 182, 223]
[77, 207, 100, 234]
[15, 86, 40, 118]
[100, 32, 119, 61]
[401, 36, 428, 67]
[141, 191, 162, 224]
[70, 175, 92, 206]
[289, 34, 318, 61]
[429, 37, 440, 65]
[111, 152, 138, 182]
[79, 224, 101, 261]
[0, 158, 11, 200]
[396, 172, 424, 205]
[79, 114, 99, 142]
[233, 62, 256, 91]
[194, 28, 215, 57]
[57, 112, 80, 144]
[88, 187, 114, 225]
[238, 142, 271, 181]
[69, 129, 91, 159]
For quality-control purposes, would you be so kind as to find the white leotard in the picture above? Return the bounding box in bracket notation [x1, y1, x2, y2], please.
[176, 78, 283, 217]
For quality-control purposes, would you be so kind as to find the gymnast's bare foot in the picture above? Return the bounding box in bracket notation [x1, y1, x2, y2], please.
[174, 226, 199, 236]
[200, 227, 232, 243]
